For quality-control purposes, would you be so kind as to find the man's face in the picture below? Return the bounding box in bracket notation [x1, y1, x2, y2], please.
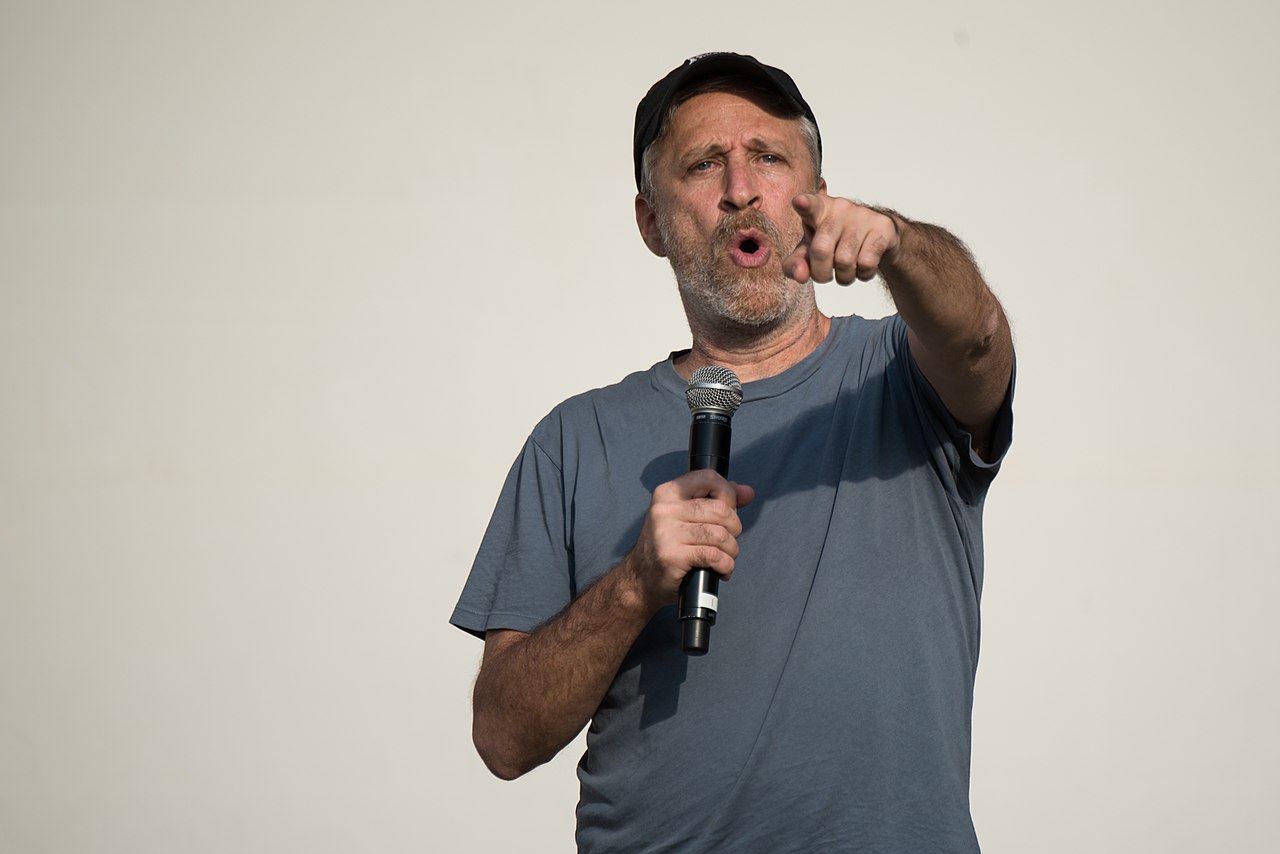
[638, 90, 821, 333]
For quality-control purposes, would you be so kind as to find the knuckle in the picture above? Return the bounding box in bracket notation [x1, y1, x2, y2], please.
[696, 496, 728, 517]
[692, 546, 719, 569]
[695, 522, 728, 546]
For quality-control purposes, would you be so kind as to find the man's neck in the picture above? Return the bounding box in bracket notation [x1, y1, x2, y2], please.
[673, 306, 832, 383]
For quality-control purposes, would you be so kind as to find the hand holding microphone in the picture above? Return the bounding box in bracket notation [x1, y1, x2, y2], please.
[621, 366, 748, 655]
[679, 366, 744, 655]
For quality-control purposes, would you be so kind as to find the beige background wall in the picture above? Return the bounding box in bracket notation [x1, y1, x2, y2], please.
[3, 1, 1277, 850]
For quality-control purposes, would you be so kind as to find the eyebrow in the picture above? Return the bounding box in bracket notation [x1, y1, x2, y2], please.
[678, 142, 728, 164]
[678, 136, 790, 164]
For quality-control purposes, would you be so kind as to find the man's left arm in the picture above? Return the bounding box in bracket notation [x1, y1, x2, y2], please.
[785, 191, 1013, 460]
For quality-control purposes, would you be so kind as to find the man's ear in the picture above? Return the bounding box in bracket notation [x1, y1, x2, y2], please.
[635, 194, 667, 258]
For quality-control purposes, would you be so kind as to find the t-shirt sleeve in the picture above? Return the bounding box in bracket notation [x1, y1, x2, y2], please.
[883, 315, 1015, 504]
[449, 433, 574, 640]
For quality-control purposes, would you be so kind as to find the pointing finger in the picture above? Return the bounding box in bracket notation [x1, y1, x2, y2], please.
[791, 192, 826, 229]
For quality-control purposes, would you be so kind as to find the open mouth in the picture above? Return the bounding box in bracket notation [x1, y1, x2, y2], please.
[728, 229, 771, 268]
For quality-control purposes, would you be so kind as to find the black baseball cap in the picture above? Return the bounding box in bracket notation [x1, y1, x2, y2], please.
[633, 52, 821, 191]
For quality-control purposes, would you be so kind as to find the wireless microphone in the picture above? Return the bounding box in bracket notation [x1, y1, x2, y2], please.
[679, 365, 743, 655]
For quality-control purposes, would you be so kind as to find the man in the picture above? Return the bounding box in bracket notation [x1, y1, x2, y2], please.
[451, 52, 1014, 852]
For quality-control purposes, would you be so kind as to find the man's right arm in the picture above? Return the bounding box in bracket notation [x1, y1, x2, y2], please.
[471, 470, 754, 780]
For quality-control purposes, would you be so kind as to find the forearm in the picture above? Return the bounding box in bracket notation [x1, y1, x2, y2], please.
[472, 558, 655, 780]
[878, 213, 1003, 360]
[471, 469, 751, 779]
[784, 193, 1011, 440]
[878, 212, 1013, 447]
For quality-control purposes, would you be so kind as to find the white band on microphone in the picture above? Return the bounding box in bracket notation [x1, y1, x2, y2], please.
[690, 590, 719, 612]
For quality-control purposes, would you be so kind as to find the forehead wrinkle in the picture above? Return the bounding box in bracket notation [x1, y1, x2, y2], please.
[645, 93, 816, 194]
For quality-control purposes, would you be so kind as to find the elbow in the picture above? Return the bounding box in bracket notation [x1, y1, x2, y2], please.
[478, 750, 531, 782]
[480, 755, 529, 782]
[965, 300, 1010, 367]
[472, 714, 539, 781]
[975, 298, 1005, 350]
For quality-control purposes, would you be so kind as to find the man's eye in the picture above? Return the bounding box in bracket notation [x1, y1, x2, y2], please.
[760, 154, 781, 164]
[692, 161, 714, 172]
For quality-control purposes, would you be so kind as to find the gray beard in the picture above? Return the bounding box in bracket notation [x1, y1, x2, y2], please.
[656, 208, 803, 339]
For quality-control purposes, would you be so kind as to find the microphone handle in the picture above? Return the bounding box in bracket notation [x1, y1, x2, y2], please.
[679, 412, 732, 655]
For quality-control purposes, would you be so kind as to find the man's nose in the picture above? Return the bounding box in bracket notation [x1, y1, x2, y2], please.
[720, 161, 761, 211]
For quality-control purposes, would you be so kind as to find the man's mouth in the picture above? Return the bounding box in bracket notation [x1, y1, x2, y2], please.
[728, 229, 771, 268]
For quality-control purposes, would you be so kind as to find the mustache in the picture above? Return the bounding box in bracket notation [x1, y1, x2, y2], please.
[711, 209, 785, 253]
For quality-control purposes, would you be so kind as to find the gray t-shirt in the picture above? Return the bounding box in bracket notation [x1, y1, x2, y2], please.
[451, 314, 1014, 853]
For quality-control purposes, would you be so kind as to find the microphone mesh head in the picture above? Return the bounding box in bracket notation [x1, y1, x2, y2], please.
[685, 365, 743, 414]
